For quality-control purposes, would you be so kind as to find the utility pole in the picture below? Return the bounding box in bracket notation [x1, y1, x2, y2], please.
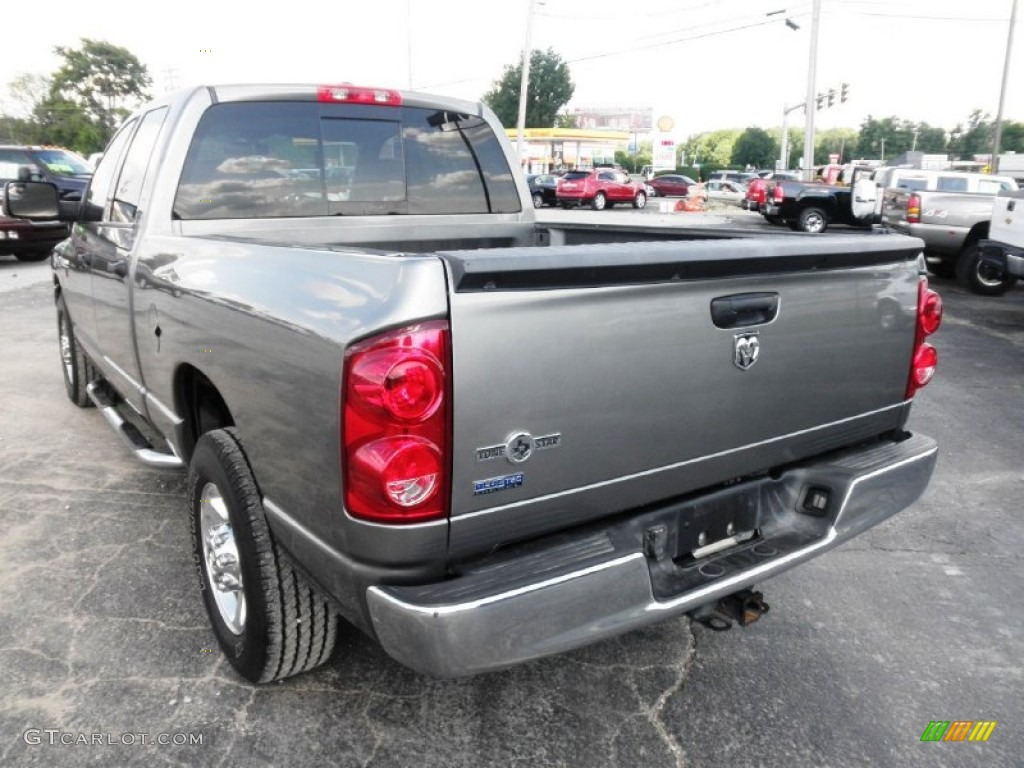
[991, 0, 1019, 172]
[801, 0, 822, 181]
[779, 101, 806, 170]
[516, 0, 537, 166]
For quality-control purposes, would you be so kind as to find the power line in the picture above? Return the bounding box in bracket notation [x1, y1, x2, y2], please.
[568, 14, 809, 64]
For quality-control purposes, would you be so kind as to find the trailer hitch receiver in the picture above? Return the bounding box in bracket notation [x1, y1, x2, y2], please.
[689, 589, 770, 632]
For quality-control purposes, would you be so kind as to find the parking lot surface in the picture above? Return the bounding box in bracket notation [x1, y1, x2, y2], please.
[1, 246, 1021, 767]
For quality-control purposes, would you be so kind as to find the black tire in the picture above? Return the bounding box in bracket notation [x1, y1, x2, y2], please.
[955, 242, 1018, 296]
[15, 250, 51, 262]
[591, 192, 607, 211]
[532, 192, 544, 209]
[56, 296, 96, 408]
[797, 206, 828, 233]
[188, 428, 338, 683]
[633, 191, 647, 209]
[925, 259, 956, 279]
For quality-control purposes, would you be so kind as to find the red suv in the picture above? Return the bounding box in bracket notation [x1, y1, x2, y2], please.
[557, 169, 646, 210]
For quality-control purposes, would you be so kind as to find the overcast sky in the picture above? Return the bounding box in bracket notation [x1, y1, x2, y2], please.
[3, 0, 1021, 139]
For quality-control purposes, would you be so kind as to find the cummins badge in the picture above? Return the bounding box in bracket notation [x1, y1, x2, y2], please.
[733, 333, 760, 371]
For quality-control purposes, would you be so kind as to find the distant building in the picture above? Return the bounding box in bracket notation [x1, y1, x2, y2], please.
[567, 107, 653, 134]
[505, 128, 631, 174]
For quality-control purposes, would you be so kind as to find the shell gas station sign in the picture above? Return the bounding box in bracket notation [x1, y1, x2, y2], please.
[653, 115, 676, 171]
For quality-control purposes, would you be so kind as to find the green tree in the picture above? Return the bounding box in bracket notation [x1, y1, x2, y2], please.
[948, 110, 992, 158]
[554, 111, 578, 129]
[48, 38, 151, 146]
[814, 127, 859, 164]
[482, 48, 574, 129]
[911, 123, 948, 153]
[731, 127, 778, 168]
[32, 96, 106, 153]
[1000, 121, 1024, 152]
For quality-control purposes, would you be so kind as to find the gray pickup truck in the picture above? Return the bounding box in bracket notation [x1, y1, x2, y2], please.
[5, 84, 942, 682]
[881, 172, 1019, 295]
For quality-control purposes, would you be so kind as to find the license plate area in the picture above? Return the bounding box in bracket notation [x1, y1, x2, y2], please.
[672, 484, 761, 564]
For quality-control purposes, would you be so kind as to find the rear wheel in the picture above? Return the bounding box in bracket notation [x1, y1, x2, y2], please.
[956, 242, 1018, 296]
[56, 296, 96, 408]
[591, 192, 607, 211]
[633, 191, 647, 209]
[532, 192, 544, 209]
[188, 428, 339, 682]
[797, 207, 828, 233]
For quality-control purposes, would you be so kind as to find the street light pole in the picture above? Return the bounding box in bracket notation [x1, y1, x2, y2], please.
[779, 101, 806, 170]
[991, 0, 1019, 172]
[516, 0, 537, 166]
[801, 0, 822, 180]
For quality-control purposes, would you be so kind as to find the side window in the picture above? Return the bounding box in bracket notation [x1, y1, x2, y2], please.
[936, 176, 967, 192]
[111, 107, 168, 223]
[84, 119, 138, 220]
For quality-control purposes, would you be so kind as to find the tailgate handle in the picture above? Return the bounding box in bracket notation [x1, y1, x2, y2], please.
[710, 292, 780, 329]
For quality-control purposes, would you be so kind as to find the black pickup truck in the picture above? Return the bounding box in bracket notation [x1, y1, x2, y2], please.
[762, 176, 877, 233]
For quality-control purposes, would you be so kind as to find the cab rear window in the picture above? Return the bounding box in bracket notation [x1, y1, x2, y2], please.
[173, 102, 520, 219]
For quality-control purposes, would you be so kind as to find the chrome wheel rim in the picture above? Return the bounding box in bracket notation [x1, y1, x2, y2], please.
[975, 258, 1006, 288]
[533, 193, 543, 209]
[804, 212, 824, 233]
[636, 193, 646, 209]
[200, 482, 246, 634]
[594, 194, 605, 210]
[59, 314, 74, 383]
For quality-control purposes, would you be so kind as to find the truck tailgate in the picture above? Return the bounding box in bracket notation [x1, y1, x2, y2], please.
[439, 234, 923, 558]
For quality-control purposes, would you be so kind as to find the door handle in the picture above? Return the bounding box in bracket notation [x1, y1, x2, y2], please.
[1008, 200, 1016, 212]
[711, 292, 780, 329]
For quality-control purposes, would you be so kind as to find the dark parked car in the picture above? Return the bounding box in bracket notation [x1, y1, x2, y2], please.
[0, 145, 93, 201]
[526, 173, 559, 208]
[646, 174, 699, 198]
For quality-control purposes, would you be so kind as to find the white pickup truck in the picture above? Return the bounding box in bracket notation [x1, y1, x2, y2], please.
[980, 190, 1024, 282]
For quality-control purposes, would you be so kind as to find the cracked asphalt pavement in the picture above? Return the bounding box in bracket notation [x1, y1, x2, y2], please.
[1, 255, 1022, 767]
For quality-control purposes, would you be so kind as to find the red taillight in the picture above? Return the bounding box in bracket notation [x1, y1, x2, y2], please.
[772, 183, 784, 202]
[343, 321, 449, 523]
[318, 85, 402, 106]
[906, 193, 921, 224]
[906, 279, 942, 399]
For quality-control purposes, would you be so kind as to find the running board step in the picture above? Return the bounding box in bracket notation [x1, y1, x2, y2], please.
[86, 381, 184, 469]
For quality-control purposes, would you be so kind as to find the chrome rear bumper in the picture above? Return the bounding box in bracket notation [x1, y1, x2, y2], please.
[367, 433, 937, 678]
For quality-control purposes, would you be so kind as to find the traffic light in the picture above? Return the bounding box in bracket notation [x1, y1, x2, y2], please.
[828, 89, 836, 108]
[841, 82, 849, 103]
[816, 93, 825, 110]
